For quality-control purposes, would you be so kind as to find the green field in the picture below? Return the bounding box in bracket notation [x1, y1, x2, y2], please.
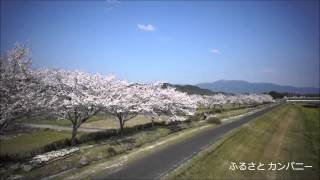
[0, 130, 85, 156]
[168, 104, 319, 180]
[17, 114, 167, 130]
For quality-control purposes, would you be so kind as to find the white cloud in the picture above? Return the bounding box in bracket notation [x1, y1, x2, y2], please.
[137, 24, 156, 31]
[210, 49, 220, 54]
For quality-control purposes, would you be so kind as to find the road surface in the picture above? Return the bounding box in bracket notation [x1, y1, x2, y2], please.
[96, 104, 280, 180]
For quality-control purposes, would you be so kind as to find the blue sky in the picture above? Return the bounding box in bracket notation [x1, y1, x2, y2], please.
[1, 0, 319, 87]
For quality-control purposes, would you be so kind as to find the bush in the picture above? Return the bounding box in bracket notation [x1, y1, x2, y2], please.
[186, 115, 200, 122]
[78, 130, 118, 143]
[196, 112, 206, 120]
[206, 116, 222, 124]
[0, 153, 20, 163]
[107, 147, 117, 156]
[208, 108, 223, 114]
[77, 122, 167, 144]
[42, 139, 72, 152]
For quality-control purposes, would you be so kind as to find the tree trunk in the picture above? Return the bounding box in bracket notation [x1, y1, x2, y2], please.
[119, 121, 124, 135]
[118, 114, 124, 135]
[151, 116, 155, 128]
[71, 124, 78, 146]
[0, 122, 7, 132]
[0, 118, 11, 132]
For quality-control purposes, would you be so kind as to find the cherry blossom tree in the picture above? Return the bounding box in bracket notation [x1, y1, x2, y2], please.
[142, 83, 199, 123]
[39, 69, 104, 145]
[98, 80, 143, 134]
[146, 83, 203, 121]
[246, 94, 274, 104]
[99, 80, 200, 133]
[0, 43, 45, 130]
[163, 87, 198, 122]
[226, 94, 273, 108]
[202, 94, 227, 110]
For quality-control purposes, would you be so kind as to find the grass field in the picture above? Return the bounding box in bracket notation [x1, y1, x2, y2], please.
[17, 114, 168, 130]
[0, 130, 85, 156]
[168, 104, 319, 180]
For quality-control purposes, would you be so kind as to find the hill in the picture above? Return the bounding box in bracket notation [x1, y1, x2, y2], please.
[196, 80, 319, 94]
[163, 83, 220, 95]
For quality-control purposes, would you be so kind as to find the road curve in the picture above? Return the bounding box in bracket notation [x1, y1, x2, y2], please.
[95, 104, 280, 180]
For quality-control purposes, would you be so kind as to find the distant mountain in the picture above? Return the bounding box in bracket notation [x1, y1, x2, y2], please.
[196, 80, 320, 94]
[163, 83, 222, 95]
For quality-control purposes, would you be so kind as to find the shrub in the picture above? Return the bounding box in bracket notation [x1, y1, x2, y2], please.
[107, 147, 117, 156]
[195, 112, 206, 120]
[185, 115, 199, 122]
[78, 130, 118, 143]
[42, 139, 72, 153]
[208, 108, 223, 114]
[206, 116, 222, 124]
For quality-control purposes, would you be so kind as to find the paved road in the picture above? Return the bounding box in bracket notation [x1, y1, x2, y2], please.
[20, 123, 105, 132]
[96, 104, 280, 180]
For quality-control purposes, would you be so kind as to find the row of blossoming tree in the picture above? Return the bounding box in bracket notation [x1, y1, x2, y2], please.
[0, 43, 274, 145]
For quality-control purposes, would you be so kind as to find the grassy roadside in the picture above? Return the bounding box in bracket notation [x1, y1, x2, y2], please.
[166, 104, 319, 180]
